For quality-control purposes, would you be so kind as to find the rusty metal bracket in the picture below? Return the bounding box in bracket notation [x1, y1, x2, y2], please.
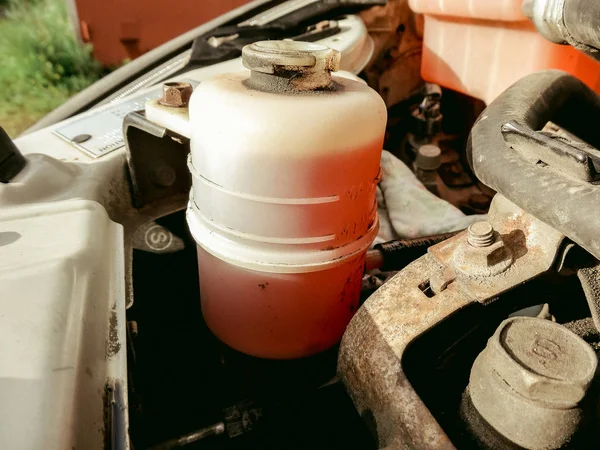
[123, 111, 191, 208]
[427, 195, 565, 304]
[338, 194, 566, 449]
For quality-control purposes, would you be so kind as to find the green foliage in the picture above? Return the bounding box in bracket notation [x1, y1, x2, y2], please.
[0, 0, 105, 136]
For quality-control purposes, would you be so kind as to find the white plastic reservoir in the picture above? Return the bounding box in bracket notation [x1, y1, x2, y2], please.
[187, 40, 387, 359]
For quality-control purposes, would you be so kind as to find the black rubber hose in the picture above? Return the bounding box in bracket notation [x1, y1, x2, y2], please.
[564, 0, 600, 53]
[468, 70, 600, 260]
[372, 230, 462, 272]
[0, 126, 26, 182]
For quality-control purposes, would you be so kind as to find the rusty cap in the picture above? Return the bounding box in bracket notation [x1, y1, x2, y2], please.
[242, 40, 340, 90]
[468, 316, 598, 450]
[159, 81, 193, 108]
[477, 317, 597, 407]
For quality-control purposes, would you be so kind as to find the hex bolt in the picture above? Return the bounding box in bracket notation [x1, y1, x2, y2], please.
[467, 221, 495, 248]
[151, 165, 176, 187]
[159, 81, 193, 108]
[466, 317, 598, 449]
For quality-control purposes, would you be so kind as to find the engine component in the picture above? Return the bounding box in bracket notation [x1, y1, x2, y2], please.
[462, 317, 597, 450]
[186, 40, 386, 359]
[468, 70, 600, 260]
[367, 230, 462, 272]
[188, 0, 385, 71]
[445, 220, 513, 279]
[414, 144, 441, 195]
[397, 84, 442, 167]
[159, 82, 193, 108]
[0, 125, 26, 183]
[524, 0, 600, 58]
[409, 0, 600, 104]
[340, 69, 600, 449]
[404, 85, 443, 157]
[0, 199, 128, 449]
[391, 84, 493, 215]
[123, 111, 191, 208]
[338, 194, 568, 449]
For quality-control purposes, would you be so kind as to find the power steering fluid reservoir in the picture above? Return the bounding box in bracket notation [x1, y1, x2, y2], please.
[186, 41, 386, 359]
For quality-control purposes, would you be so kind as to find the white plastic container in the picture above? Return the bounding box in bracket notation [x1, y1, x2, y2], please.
[186, 41, 386, 359]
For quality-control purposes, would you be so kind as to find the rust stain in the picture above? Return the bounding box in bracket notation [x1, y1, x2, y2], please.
[339, 197, 566, 449]
[106, 304, 121, 358]
[339, 256, 466, 449]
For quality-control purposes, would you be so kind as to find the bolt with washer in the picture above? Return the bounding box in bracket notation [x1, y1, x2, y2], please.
[159, 81, 193, 108]
[450, 220, 513, 277]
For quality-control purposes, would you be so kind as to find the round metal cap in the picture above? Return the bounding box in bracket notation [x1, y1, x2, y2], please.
[467, 317, 597, 449]
[242, 40, 340, 73]
[480, 317, 597, 407]
[242, 40, 340, 90]
[415, 145, 442, 171]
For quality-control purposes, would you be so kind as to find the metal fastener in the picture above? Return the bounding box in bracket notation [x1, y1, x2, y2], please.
[159, 81, 193, 108]
[450, 221, 513, 277]
[415, 144, 442, 171]
[466, 317, 597, 449]
[467, 221, 495, 248]
[150, 165, 176, 187]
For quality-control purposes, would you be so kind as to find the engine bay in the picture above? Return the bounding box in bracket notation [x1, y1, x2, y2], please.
[2, 1, 600, 449]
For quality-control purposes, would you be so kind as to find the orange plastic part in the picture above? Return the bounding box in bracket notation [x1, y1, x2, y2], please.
[197, 248, 366, 360]
[73, 0, 251, 66]
[408, 0, 600, 103]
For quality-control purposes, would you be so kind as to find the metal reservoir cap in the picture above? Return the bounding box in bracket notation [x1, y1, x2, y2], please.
[468, 317, 598, 449]
[242, 40, 341, 90]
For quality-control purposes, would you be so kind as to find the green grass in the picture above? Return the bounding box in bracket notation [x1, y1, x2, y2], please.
[0, 0, 106, 137]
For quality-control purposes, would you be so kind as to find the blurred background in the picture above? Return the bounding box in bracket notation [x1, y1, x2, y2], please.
[0, 0, 250, 137]
[0, 0, 105, 137]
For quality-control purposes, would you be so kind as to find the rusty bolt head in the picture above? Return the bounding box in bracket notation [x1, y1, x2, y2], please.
[159, 81, 193, 108]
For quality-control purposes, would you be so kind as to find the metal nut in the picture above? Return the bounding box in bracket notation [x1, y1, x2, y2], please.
[159, 81, 193, 108]
[451, 229, 513, 277]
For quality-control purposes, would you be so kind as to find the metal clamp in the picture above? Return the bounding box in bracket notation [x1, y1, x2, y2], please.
[123, 111, 191, 208]
[501, 120, 600, 182]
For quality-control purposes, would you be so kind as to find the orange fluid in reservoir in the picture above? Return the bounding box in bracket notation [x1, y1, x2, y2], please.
[189, 66, 387, 359]
[409, 0, 600, 103]
[195, 139, 383, 359]
[198, 248, 366, 359]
